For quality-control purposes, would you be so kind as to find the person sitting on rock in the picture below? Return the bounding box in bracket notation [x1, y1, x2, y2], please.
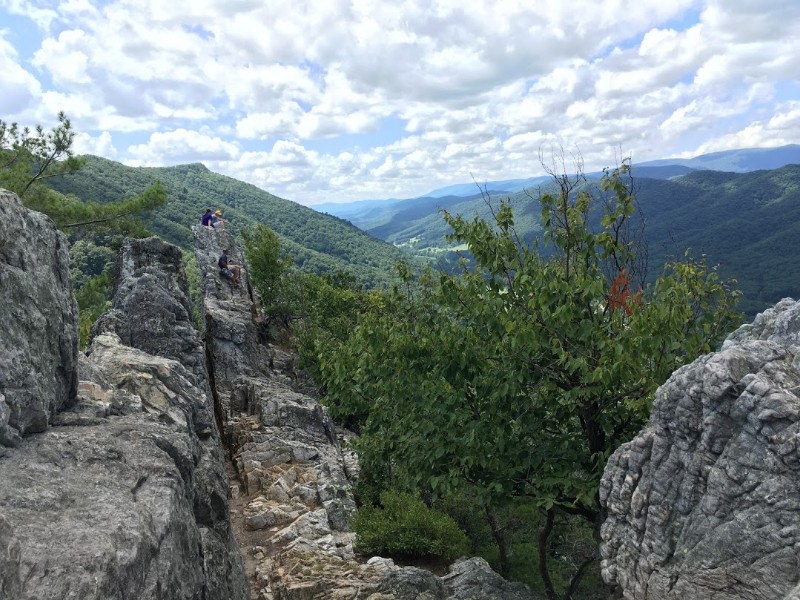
[218, 250, 241, 287]
[211, 209, 226, 230]
[201, 209, 214, 228]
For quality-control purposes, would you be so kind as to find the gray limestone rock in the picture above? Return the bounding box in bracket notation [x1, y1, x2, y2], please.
[0, 221, 248, 600]
[600, 299, 800, 599]
[0, 189, 78, 443]
[91, 236, 208, 386]
[376, 566, 448, 598]
[442, 557, 540, 599]
[0, 333, 247, 600]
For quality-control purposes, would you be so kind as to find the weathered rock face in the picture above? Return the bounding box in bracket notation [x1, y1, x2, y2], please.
[600, 298, 800, 600]
[0, 226, 247, 599]
[194, 227, 359, 596]
[92, 237, 208, 384]
[0, 190, 78, 446]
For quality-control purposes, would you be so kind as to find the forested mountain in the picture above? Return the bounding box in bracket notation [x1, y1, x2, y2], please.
[318, 165, 800, 316]
[46, 154, 800, 314]
[316, 145, 800, 229]
[634, 165, 800, 316]
[48, 156, 412, 287]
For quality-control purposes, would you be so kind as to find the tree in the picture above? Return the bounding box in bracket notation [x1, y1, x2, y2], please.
[242, 224, 287, 303]
[319, 159, 741, 598]
[0, 111, 84, 199]
[0, 112, 167, 234]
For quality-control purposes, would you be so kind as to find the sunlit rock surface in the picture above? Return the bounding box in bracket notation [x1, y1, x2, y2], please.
[0, 221, 247, 600]
[601, 298, 800, 599]
[0, 190, 78, 447]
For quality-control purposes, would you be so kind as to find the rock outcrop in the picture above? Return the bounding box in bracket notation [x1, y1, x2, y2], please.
[0, 197, 247, 600]
[600, 298, 800, 599]
[0, 190, 78, 448]
[0, 187, 537, 600]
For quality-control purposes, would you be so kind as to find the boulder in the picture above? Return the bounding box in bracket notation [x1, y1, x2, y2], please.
[443, 557, 539, 599]
[0, 189, 78, 444]
[0, 334, 247, 600]
[600, 299, 800, 599]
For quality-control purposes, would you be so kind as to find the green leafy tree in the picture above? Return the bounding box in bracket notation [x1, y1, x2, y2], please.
[0, 111, 84, 199]
[242, 224, 287, 303]
[1, 112, 167, 234]
[320, 159, 741, 598]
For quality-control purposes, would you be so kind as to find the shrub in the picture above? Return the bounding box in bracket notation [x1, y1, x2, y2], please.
[352, 490, 469, 562]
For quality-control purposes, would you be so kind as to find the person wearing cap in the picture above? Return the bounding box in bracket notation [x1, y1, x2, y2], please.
[211, 209, 226, 230]
[201, 209, 214, 228]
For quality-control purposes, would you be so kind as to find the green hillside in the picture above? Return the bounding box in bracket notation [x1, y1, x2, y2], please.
[48, 156, 412, 288]
[634, 165, 800, 315]
[330, 166, 800, 316]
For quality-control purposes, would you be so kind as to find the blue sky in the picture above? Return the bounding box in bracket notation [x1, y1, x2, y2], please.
[1, 0, 799, 205]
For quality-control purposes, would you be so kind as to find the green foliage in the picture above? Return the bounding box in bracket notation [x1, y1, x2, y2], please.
[242, 224, 288, 305]
[1, 113, 166, 236]
[75, 273, 113, 349]
[0, 111, 84, 200]
[48, 156, 415, 289]
[290, 271, 381, 387]
[69, 239, 116, 289]
[182, 249, 203, 330]
[319, 160, 741, 597]
[352, 490, 470, 562]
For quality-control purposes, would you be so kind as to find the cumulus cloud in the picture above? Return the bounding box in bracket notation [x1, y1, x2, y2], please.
[73, 130, 117, 158]
[0, 35, 42, 116]
[126, 129, 240, 165]
[1, 0, 797, 203]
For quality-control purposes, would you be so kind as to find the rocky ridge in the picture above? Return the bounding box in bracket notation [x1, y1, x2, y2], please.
[194, 226, 539, 600]
[0, 187, 539, 600]
[0, 193, 247, 600]
[600, 298, 800, 599]
[0, 189, 78, 448]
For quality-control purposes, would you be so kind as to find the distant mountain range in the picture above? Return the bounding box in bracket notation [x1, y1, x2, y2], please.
[313, 145, 800, 220]
[312, 145, 800, 316]
[46, 146, 800, 315]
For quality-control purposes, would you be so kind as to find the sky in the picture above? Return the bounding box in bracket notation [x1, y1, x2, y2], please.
[1, 0, 799, 206]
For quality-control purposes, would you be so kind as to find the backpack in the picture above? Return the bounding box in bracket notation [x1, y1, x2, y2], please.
[218, 255, 227, 270]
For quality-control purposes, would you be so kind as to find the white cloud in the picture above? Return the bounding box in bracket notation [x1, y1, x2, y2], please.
[126, 129, 240, 165]
[0, 35, 42, 116]
[688, 101, 800, 154]
[1, 0, 798, 203]
[73, 130, 117, 158]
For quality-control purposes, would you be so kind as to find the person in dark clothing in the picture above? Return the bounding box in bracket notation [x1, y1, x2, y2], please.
[218, 250, 241, 287]
[201, 209, 213, 228]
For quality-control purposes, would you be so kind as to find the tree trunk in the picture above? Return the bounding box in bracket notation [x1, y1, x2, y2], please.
[485, 505, 509, 577]
[538, 507, 558, 600]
